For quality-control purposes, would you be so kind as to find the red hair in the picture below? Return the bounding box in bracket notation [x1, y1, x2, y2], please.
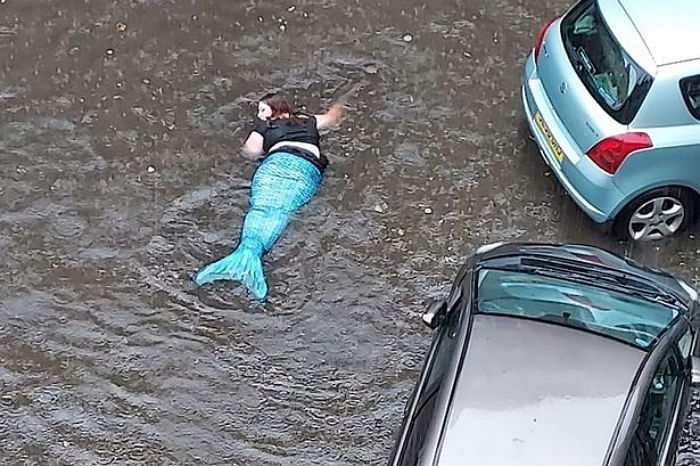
[261, 93, 301, 124]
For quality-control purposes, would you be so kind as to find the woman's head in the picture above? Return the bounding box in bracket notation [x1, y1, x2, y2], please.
[257, 93, 298, 122]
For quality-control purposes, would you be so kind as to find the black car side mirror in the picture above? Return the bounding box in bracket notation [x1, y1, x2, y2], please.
[693, 356, 700, 386]
[422, 300, 447, 329]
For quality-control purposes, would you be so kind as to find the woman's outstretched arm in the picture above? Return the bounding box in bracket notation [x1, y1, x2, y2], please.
[315, 83, 364, 130]
[315, 102, 346, 131]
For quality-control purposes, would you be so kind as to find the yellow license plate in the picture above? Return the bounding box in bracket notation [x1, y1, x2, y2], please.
[535, 112, 564, 163]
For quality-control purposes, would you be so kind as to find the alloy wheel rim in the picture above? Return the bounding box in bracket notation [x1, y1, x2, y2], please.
[628, 196, 685, 241]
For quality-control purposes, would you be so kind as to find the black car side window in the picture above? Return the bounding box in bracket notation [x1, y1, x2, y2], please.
[680, 75, 700, 120]
[398, 300, 464, 466]
[623, 347, 684, 466]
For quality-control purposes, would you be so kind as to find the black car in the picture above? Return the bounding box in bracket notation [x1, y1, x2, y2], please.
[389, 243, 700, 466]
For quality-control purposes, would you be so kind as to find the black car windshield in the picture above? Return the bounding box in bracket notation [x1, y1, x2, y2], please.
[561, 0, 652, 124]
[477, 269, 679, 349]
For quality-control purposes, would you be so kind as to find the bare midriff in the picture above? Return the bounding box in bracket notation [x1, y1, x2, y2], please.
[268, 141, 321, 158]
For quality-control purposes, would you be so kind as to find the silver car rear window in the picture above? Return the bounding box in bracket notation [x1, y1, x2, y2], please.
[476, 269, 678, 349]
[561, 0, 652, 124]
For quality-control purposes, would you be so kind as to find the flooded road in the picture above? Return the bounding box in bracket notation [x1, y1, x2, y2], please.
[1, 0, 698, 464]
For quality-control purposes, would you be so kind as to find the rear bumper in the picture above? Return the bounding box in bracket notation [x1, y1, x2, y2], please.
[521, 53, 624, 224]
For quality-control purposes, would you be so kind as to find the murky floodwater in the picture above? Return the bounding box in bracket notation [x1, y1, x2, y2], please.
[1, 0, 698, 464]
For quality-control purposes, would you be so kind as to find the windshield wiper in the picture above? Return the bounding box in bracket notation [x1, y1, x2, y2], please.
[511, 262, 686, 310]
[575, 47, 595, 74]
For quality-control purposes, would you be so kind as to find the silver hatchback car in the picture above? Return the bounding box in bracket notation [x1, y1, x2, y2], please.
[522, 0, 700, 241]
[389, 243, 700, 466]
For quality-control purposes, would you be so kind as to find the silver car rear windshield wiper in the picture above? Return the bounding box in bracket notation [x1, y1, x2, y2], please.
[576, 47, 595, 74]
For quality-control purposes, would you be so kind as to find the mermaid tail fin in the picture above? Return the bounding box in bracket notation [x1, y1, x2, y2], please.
[194, 242, 268, 301]
[195, 152, 322, 300]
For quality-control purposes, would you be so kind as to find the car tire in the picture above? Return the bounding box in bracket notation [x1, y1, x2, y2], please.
[613, 187, 697, 241]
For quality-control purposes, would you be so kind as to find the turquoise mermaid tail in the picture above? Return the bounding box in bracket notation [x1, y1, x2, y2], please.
[193, 241, 268, 299]
[194, 152, 322, 300]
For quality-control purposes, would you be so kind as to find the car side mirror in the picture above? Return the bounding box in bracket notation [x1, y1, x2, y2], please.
[693, 356, 700, 386]
[422, 300, 447, 329]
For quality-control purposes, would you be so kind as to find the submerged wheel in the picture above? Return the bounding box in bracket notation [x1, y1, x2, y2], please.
[614, 187, 697, 241]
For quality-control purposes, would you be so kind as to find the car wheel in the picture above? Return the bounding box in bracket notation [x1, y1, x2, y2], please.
[613, 187, 697, 241]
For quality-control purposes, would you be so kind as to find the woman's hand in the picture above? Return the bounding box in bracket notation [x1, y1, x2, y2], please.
[316, 82, 364, 130]
[316, 103, 345, 130]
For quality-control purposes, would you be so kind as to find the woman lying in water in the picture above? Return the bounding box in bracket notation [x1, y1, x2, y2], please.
[194, 91, 350, 300]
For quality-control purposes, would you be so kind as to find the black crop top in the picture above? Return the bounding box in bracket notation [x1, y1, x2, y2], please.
[253, 114, 321, 154]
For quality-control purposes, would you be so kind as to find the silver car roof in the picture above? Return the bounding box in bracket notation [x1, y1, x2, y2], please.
[437, 314, 645, 466]
[618, 0, 700, 66]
